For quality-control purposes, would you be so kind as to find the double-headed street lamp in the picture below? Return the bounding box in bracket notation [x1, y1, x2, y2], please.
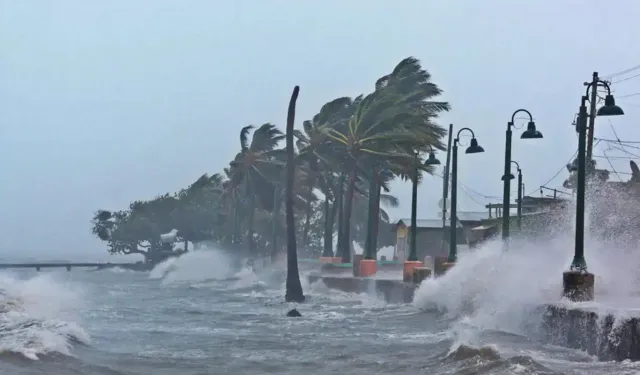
[564, 74, 624, 302]
[502, 110, 543, 241]
[502, 161, 523, 231]
[403, 146, 441, 281]
[446, 128, 485, 268]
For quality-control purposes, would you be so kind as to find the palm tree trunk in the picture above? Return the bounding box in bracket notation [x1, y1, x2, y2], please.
[231, 206, 239, 247]
[302, 173, 315, 249]
[271, 184, 281, 261]
[322, 195, 333, 257]
[363, 169, 378, 260]
[285, 86, 305, 303]
[340, 165, 357, 263]
[248, 186, 256, 253]
[335, 173, 346, 261]
[371, 172, 382, 256]
[183, 239, 189, 252]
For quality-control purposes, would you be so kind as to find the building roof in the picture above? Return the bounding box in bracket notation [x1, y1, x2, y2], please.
[395, 212, 489, 230]
[456, 211, 491, 221]
[396, 218, 460, 229]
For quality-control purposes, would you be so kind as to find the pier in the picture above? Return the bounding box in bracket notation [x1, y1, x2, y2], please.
[0, 262, 143, 271]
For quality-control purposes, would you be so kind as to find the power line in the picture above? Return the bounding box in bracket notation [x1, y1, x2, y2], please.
[603, 64, 640, 80]
[617, 92, 640, 99]
[608, 144, 640, 158]
[526, 149, 578, 196]
[594, 137, 640, 145]
[609, 170, 632, 175]
[458, 185, 488, 206]
[607, 118, 622, 143]
[593, 154, 636, 160]
[602, 150, 622, 181]
[432, 171, 498, 203]
[612, 73, 640, 84]
[540, 185, 572, 196]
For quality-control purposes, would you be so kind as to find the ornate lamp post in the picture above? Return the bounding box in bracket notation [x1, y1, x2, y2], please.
[502, 109, 543, 242]
[564, 76, 623, 302]
[443, 128, 485, 271]
[402, 147, 441, 282]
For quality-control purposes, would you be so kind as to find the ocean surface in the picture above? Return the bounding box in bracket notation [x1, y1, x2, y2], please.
[2, 241, 640, 375]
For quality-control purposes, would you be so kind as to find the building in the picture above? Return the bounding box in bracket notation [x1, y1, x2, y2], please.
[474, 195, 570, 242]
[393, 212, 489, 261]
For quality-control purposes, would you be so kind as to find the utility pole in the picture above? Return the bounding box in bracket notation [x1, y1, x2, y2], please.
[586, 72, 599, 160]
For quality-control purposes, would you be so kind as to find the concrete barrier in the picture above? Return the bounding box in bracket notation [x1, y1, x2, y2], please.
[307, 274, 417, 303]
[540, 304, 640, 361]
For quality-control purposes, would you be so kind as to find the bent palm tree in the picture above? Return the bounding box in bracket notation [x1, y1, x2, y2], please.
[295, 97, 354, 249]
[229, 123, 285, 252]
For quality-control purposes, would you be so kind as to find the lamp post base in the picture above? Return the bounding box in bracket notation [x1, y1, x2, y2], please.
[562, 271, 595, 302]
[403, 261, 423, 282]
[441, 262, 455, 274]
[359, 259, 377, 277]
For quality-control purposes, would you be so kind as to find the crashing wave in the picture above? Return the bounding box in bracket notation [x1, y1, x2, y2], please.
[0, 273, 89, 360]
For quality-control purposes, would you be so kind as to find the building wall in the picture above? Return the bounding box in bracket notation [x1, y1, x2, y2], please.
[395, 222, 481, 261]
[480, 210, 571, 240]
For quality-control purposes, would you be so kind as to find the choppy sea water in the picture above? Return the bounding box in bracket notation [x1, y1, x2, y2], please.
[3, 241, 640, 375]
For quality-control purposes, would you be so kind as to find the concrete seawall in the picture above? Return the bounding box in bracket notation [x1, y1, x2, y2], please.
[307, 274, 417, 304]
[541, 304, 640, 361]
[307, 273, 640, 362]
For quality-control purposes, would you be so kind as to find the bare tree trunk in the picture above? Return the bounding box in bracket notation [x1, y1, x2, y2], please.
[285, 86, 305, 303]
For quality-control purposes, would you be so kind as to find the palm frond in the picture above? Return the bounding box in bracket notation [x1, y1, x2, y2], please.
[240, 125, 254, 151]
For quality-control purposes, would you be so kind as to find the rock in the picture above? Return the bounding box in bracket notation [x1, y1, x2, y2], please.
[286, 308, 302, 317]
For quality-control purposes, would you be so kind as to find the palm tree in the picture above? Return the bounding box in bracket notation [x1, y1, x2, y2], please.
[228, 123, 285, 253]
[329, 57, 450, 262]
[285, 86, 305, 303]
[295, 97, 354, 249]
[322, 91, 417, 262]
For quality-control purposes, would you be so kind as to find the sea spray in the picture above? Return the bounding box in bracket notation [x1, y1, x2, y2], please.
[150, 249, 236, 285]
[0, 272, 89, 359]
[148, 256, 179, 279]
[413, 226, 640, 349]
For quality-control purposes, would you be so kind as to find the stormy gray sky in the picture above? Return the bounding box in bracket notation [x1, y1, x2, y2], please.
[1, 1, 639, 260]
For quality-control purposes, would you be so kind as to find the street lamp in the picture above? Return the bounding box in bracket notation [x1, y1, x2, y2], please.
[403, 146, 441, 282]
[502, 110, 542, 242]
[502, 161, 523, 231]
[562, 79, 624, 301]
[445, 128, 484, 269]
[564, 77, 624, 302]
